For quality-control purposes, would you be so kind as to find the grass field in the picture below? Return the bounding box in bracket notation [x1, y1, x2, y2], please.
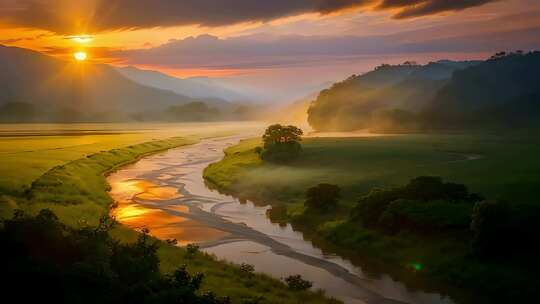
[205, 133, 540, 207]
[0, 122, 259, 195]
[0, 122, 336, 303]
[204, 132, 540, 303]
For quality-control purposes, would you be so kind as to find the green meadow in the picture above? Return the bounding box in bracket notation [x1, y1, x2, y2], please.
[0, 122, 257, 195]
[0, 122, 335, 304]
[205, 132, 540, 207]
[204, 132, 540, 303]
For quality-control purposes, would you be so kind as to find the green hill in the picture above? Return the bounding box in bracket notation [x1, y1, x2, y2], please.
[423, 51, 540, 129]
[307, 60, 478, 132]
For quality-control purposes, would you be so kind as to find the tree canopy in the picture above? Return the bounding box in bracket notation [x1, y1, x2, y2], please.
[260, 124, 303, 163]
[262, 124, 303, 148]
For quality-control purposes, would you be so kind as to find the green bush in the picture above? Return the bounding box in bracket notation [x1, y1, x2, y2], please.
[1, 209, 231, 303]
[304, 184, 341, 213]
[351, 176, 481, 233]
[284, 275, 312, 291]
[378, 199, 473, 234]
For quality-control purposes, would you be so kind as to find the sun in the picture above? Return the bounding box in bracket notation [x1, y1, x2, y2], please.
[73, 51, 87, 61]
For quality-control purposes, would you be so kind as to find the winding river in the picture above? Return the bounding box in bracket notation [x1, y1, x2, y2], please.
[107, 135, 455, 304]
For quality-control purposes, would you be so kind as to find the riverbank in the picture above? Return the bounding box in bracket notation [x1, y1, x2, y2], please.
[203, 135, 540, 304]
[1, 134, 337, 303]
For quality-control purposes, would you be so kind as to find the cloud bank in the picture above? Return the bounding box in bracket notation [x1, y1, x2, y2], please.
[0, 0, 500, 32]
[114, 23, 540, 71]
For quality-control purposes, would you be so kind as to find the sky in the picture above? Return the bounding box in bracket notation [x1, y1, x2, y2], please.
[1, 0, 540, 102]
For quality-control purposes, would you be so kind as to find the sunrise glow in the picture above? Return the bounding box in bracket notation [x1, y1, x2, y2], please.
[69, 35, 94, 44]
[73, 51, 87, 61]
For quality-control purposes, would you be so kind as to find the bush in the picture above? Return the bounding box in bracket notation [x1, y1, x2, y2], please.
[186, 243, 200, 258]
[284, 275, 312, 291]
[403, 176, 482, 202]
[378, 199, 473, 234]
[351, 177, 482, 233]
[304, 184, 341, 212]
[351, 188, 402, 227]
[240, 263, 255, 278]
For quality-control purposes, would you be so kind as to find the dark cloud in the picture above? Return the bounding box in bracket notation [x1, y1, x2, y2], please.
[0, 0, 499, 33]
[386, 0, 500, 19]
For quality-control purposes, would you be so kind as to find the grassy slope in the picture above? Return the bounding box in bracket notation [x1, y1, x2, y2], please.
[203, 134, 540, 303]
[0, 131, 336, 303]
[0, 122, 262, 195]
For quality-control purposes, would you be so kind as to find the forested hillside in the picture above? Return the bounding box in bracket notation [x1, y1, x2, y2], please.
[308, 52, 540, 132]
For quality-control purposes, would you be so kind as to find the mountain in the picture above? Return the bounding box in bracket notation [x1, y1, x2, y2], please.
[116, 66, 245, 103]
[307, 60, 479, 131]
[0, 45, 229, 122]
[423, 51, 540, 129]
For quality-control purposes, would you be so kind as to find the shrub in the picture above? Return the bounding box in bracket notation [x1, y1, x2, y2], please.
[378, 199, 473, 234]
[186, 243, 200, 257]
[351, 177, 482, 233]
[305, 184, 341, 212]
[284, 275, 312, 291]
[351, 188, 402, 227]
[240, 263, 255, 278]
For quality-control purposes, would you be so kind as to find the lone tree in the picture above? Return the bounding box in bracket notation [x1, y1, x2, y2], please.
[305, 183, 341, 212]
[261, 124, 303, 163]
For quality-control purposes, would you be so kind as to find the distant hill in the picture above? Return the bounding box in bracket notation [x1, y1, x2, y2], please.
[307, 60, 479, 131]
[423, 51, 540, 129]
[116, 66, 246, 103]
[0, 45, 232, 122]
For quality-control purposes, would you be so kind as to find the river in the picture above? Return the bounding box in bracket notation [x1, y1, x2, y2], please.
[107, 135, 455, 304]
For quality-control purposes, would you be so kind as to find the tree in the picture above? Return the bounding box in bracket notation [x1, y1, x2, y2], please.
[262, 124, 303, 148]
[261, 124, 303, 163]
[305, 184, 341, 212]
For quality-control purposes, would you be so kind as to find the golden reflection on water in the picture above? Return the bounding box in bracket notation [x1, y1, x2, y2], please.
[115, 204, 152, 220]
[110, 179, 181, 202]
[110, 178, 229, 245]
[136, 186, 181, 201]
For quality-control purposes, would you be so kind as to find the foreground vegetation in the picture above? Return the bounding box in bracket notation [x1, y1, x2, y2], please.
[0, 124, 335, 303]
[2, 210, 231, 303]
[204, 132, 540, 303]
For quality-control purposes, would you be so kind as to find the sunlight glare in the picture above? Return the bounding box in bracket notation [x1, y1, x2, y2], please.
[73, 51, 87, 61]
[69, 34, 93, 43]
